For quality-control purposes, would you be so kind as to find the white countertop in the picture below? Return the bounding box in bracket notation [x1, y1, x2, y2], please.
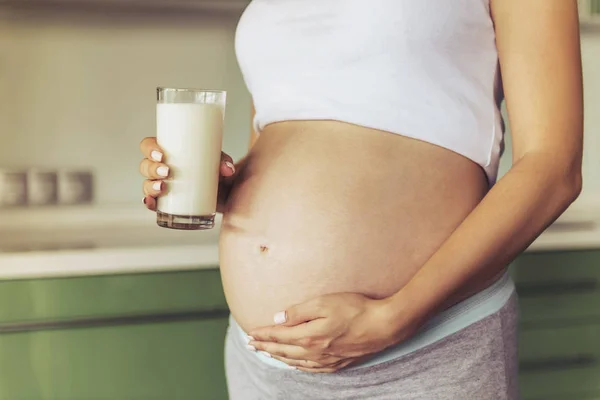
[1, 200, 600, 280]
[0, 206, 221, 280]
[0, 228, 222, 280]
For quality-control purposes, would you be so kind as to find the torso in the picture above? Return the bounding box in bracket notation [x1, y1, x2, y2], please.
[220, 121, 500, 332]
[226, 0, 505, 332]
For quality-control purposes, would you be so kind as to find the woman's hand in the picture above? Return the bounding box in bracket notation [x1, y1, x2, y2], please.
[139, 137, 236, 211]
[247, 293, 420, 373]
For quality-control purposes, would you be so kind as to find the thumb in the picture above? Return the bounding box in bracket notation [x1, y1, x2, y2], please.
[219, 152, 235, 177]
[274, 299, 324, 326]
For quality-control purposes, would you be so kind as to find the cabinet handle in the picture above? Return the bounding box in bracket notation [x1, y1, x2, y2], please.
[516, 279, 598, 297]
[546, 221, 596, 232]
[0, 308, 230, 334]
[520, 354, 597, 372]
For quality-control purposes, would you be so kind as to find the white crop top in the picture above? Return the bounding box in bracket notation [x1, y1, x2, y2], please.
[235, 0, 505, 183]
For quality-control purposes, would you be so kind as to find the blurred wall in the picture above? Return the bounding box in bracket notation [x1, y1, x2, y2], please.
[1, 7, 598, 206]
[0, 6, 252, 206]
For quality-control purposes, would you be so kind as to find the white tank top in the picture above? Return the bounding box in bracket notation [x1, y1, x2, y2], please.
[235, 0, 505, 183]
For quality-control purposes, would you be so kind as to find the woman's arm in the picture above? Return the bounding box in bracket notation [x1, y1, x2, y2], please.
[384, 0, 584, 332]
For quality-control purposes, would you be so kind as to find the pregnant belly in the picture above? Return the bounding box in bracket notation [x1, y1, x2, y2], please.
[219, 121, 489, 332]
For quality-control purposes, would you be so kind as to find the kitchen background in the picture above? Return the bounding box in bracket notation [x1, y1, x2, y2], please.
[0, 1, 599, 399]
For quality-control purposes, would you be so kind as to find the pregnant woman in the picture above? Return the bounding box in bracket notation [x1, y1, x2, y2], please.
[140, 1, 583, 398]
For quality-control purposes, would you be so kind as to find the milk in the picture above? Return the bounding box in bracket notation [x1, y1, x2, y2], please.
[156, 103, 224, 217]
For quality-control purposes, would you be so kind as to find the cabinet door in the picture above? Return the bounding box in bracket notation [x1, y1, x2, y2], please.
[0, 318, 229, 400]
[519, 324, 600, 400]
[513, 250, 600, 400]
[511, 250, 600, 323]
[0, 269, 226, 324]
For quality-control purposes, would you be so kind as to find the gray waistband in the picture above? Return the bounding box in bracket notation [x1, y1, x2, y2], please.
[233, 270, 515, 370]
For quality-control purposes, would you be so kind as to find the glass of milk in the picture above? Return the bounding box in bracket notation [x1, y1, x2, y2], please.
[156, 87, 226, 230]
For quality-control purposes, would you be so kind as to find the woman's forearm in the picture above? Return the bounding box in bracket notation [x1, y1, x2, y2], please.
[383, 152, 582, 334]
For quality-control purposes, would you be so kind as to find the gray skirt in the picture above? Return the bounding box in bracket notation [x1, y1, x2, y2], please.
[225, 287, 519, 400]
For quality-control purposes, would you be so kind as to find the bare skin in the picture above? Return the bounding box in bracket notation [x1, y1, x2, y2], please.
[219, 121, 499, 331]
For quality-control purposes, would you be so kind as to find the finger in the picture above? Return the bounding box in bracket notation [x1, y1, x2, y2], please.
[270, 355, 324, 369]
[250, 342, 310, 361]
[220, 152, 235, 177]
[248, 324, 315, 345]
[296, 366, 338, 374]
[143, 180, 165, 197]
[140, 137, 164, 162]
[142, 195, 157, 211]
[296, 359, 354, 374]
[269, 353, 343, 368]
[273, 298, 327, 327]
[139, 159, 170, 179]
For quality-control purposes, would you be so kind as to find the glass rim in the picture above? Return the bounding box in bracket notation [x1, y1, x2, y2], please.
[157, 87, 226, 94]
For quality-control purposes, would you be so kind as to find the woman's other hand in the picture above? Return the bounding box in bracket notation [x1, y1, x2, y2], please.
[139, 137, 236, 211]
[247, 292, 419, 373]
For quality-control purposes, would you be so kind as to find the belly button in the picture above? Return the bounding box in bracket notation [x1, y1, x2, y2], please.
[259, 244, 269, 254]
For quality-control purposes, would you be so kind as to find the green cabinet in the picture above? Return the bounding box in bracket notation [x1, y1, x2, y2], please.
[520, 324, 600, 400]
[0, 269, 230, 400]
[0, 269, 227, 324]
[3, 249, 600, 400]
[514, 250, 600, 400]
[0, 319, 229, 400]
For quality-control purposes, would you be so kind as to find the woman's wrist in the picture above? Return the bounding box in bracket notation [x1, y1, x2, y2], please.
[377, 279, 444, 346]
[381, 263, 472, 344]
[376, 293, 419, 345]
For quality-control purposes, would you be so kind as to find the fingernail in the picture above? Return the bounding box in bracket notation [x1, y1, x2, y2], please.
[152, 181, 162, 191]
[157, 166, 169, 177]
[286, 366, 297, 370]
[260, 351, 271, 358]
[151, 150, 163, 162]
[142, 197, 147, 205]
[224, 161, 235, 173]
[248, 336, 255, 341]
[274, 311, 287, 325]
[245, 345, 256, 352]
